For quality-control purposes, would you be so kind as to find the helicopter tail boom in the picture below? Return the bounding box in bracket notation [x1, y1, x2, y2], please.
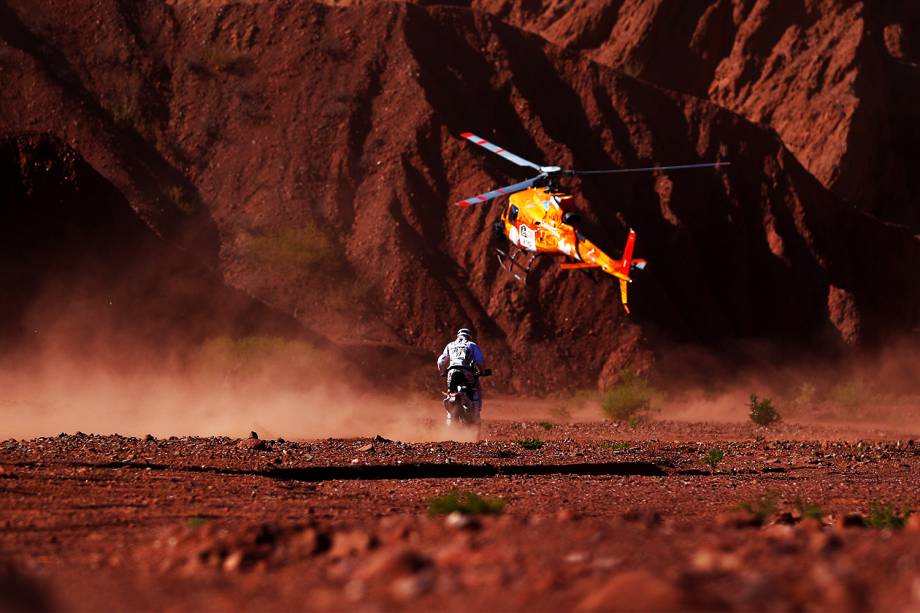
[562, 229, 644, 314]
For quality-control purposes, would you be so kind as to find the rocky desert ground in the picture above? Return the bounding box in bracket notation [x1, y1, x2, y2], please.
[2, 406, 920, 611]
[2, 0, 919, 610]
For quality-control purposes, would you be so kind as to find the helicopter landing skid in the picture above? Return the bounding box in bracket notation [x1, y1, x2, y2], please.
[496, 246, 538, 282]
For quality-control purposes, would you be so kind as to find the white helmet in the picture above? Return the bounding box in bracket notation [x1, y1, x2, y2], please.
[456, 327, 473, 339]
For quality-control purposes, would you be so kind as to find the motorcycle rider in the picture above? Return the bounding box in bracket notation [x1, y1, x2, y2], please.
[437, 327, 486, 426]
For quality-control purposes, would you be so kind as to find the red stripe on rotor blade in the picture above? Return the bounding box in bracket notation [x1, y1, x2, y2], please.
[460, 132, 473, 138]
[456, 201, 471, 207]
[474, 139, 486, 145]
[495, 148, 505, 153]
[476, 196, 487, 201]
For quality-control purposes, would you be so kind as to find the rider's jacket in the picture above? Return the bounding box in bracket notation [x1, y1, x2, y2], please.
[437, 337, 485, 375]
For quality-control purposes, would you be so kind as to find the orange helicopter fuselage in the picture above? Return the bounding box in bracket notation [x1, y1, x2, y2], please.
[500, 187, 623, 280]
[499, 187, 645, 312]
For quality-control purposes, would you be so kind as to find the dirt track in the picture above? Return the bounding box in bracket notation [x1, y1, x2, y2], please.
[2, 409, 919, 612]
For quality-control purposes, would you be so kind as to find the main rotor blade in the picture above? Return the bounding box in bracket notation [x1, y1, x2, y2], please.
[455, 175, 542, 207]
[460, 132, 543, 171]
[568, 161, 730, 175]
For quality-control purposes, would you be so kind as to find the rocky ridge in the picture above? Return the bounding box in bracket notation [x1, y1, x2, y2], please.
[2, 1, 919, 389]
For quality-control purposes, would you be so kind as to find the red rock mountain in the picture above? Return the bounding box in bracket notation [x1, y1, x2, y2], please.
[2, 0, 918, 390]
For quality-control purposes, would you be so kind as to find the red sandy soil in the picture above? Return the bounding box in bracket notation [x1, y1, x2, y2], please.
[2, 408, 919, 611]
[3, 1, 920, 392]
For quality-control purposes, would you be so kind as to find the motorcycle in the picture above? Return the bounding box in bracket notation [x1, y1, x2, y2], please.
[442, 367, 492, 431]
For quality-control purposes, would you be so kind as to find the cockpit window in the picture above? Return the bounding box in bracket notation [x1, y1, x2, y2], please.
[508, 205, 519, 223]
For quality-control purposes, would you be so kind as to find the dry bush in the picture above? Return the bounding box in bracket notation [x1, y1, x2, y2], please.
[602, 372, 653, 421]
[517, 438, 544, 450]
[749, 394, 781, 426]
[192, 336, 337, 389]
[793, 498, 825, 521]
[865, 501, 911, 530]
[242, 224, 376, 315]
[247, 225, 333, 276]
[829, 378, 871, 410]
[704, 448, 724, 471]
[739, 492, 779, 524]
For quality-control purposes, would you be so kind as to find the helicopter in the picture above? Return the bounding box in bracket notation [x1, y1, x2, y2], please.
[455, 132, 729, 313]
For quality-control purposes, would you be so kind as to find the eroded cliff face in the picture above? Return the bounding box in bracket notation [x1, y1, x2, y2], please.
[2, 1, 918, 390]
[0, 133, 309, 362]
[472, 0, 920, 229]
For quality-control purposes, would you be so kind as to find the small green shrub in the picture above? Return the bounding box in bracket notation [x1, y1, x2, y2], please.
[830, 378, 870, 410]
[246, 225, 336, 277]
[517, 438, 544, 450]
[628, 416, 640, 429]
[749, 394, 781, 426]
[793, 497, 825, 521]
[791, 381, 817, 410]
[537, 421, 554, 431]
[739, 492, 779, 523]
[602, 372, 653, 421]
[194, 335, 333, 385]
[244, 225, 375, 312]
[428, 491, 505, 515]
[704, 448, 725, 471]
[187, 516, 211, 528]
[864, 501, 911, 530]
[605, 441, 629, 451]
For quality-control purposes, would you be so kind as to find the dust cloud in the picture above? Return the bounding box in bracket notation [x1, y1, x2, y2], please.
[650, 338, 920, 431]
[0, 362, 459, 442]
[0, 337, 457, 442]
[5, 287, 920, 443]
